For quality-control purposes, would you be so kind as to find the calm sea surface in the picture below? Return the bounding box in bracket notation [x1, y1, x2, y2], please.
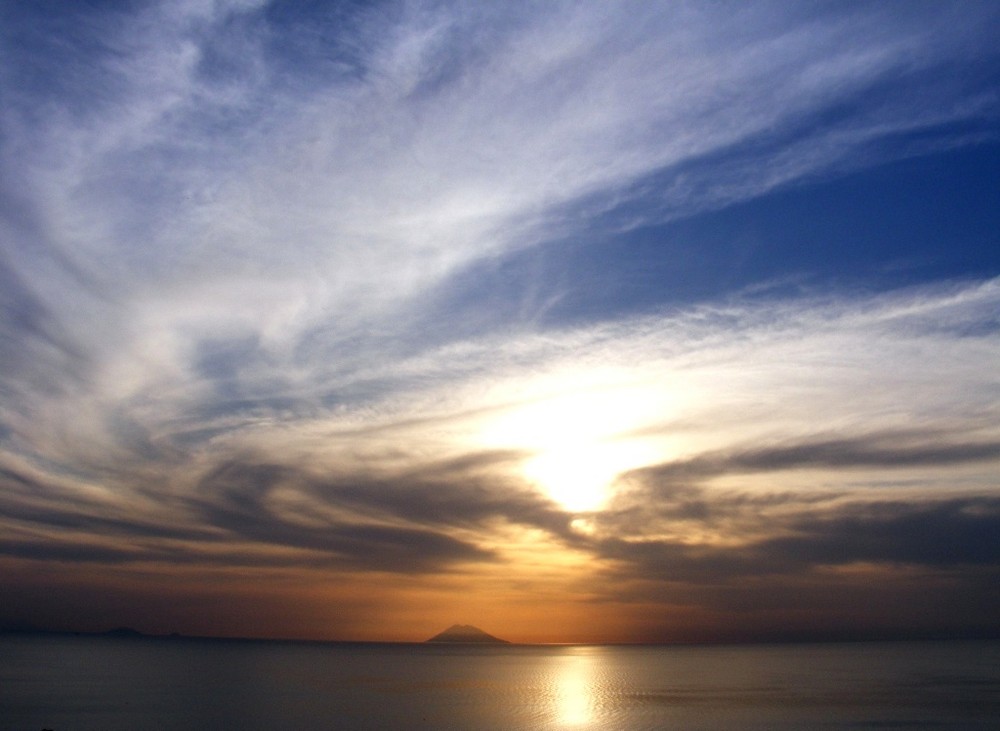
[1, 635, 998, 730]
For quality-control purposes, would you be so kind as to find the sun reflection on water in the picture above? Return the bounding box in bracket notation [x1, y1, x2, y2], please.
[550, 649, 599, 728]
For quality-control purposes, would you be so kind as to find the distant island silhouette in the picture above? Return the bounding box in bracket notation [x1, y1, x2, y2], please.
[425, 624, 509, 644]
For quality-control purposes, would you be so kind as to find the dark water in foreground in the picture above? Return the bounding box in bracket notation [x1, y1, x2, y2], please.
[1, 636, 998, 730]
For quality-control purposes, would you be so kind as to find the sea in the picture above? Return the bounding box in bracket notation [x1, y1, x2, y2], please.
[1, 635, 998, 730]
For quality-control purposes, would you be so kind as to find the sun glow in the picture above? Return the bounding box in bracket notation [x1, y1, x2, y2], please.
[476, 376, 668, 512]
[524, 440, 654, 512]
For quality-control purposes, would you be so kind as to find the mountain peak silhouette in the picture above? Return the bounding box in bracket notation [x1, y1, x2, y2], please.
[425, 624, 509, 644]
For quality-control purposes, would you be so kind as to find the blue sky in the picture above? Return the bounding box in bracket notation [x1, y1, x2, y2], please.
[0, 0, 998, 642]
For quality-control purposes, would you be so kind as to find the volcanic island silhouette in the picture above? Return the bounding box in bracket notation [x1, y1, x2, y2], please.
[425, 624, 510, 644]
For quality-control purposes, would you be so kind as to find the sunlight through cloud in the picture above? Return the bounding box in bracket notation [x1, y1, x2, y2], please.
[475, 379, 669, 511]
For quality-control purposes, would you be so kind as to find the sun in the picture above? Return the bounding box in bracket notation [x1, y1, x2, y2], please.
[474, 377, 666, 513]
[524, 448, 609, 512]
[523, 441, 651, 512]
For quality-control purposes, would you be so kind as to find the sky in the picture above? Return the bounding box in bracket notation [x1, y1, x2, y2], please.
[0, 0, 998, 644]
